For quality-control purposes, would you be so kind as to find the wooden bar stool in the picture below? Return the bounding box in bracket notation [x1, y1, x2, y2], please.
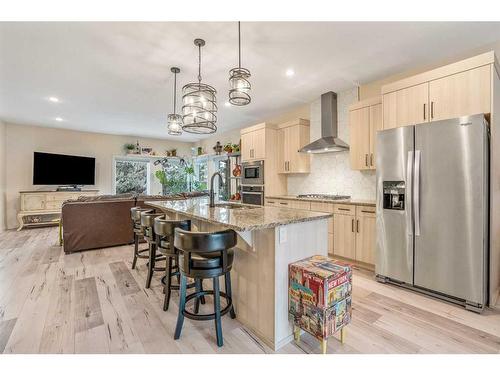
[130, 207, 152, 269]
[154, 216, 204, 311]
[173, 228, 237, 347]
[140, 211, 166, 289]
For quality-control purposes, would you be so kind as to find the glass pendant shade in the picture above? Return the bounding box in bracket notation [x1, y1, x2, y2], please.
[182, 39, 218, 134]
[228, 22, 251, 106]
[167, 113, 183, 136]
[167, 66, 183, 136]
[229, 67, 251, 106]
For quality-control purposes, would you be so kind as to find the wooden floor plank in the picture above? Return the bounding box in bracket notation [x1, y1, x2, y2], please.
[39, 268, 74, 353]
[0, 318, 17, 353]
[74, 277, 104, 333]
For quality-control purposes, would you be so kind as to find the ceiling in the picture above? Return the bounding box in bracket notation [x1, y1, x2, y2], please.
[1, 22, 500, 142]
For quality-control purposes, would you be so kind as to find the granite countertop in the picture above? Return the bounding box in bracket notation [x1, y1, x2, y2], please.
[145, 197, 333, 232]
[265, 195, 376, 207]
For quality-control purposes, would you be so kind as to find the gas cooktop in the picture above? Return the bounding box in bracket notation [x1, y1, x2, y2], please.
[296, 194, 351, 201]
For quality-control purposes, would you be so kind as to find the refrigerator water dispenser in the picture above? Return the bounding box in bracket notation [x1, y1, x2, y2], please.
[383, 181, 405, 210]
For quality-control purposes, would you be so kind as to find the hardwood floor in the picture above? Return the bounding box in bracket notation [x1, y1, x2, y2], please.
[1, 227, 500, 354]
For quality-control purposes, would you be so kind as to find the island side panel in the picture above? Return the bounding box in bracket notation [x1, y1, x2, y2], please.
[274, 218, 329, 350]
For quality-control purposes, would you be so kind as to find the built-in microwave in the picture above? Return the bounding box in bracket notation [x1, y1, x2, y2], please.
[242, 160, 264, 185]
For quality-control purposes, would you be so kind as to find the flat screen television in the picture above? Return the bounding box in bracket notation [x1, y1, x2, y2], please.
[33, 152, 96, 186]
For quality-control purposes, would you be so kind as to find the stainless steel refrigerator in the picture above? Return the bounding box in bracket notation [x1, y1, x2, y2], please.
[375, 114, 489, 312]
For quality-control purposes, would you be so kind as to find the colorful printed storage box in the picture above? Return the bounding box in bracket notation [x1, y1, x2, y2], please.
[289, 255, 352, 353]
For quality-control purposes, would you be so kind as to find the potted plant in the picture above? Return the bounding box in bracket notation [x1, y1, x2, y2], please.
[124, 143, 136, 154]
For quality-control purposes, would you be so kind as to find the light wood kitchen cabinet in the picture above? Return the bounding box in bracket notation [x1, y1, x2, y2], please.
[382, 52, 495, 129]
[349, 106, 370, 170]
[354, 206, 376, 265]
[310, 202, 334, 253]
[277, 119, 310, 174]
[428, 65, 491, 122]
[369, 103, 383, 168]
[349, 97, 382, 170]
[241, 127, 266, 161]
[383, 82, 429, 129]
[333, 203, 376, 266]
[333, 211, 356, 260]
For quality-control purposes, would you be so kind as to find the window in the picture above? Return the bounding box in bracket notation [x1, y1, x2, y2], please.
[193, 158, 208, 192]
[114, 157, 150, 194]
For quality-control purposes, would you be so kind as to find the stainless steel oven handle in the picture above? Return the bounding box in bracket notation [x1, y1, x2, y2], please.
[406, 151, 413, 236]
[414, 150, 421, 236]
[242, 192, 264, 195]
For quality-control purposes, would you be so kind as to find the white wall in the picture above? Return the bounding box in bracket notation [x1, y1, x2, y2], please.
[0, 120, 6, 231]
[3, 123, 194, 229]
[287, 88, 376, 200]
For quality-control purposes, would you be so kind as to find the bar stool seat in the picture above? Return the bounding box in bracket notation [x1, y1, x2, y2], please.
[189, 249, 234, 269]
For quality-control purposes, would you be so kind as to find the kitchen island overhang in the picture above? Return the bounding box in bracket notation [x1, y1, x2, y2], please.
[146, 198, 332, 350]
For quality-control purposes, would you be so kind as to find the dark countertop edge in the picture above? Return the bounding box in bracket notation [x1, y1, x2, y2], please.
[265, 195, 376, 206]
[145, 200, 333, 232]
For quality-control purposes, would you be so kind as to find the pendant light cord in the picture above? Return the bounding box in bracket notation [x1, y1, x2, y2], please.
[198, 44, 202, 85]
[238, 21, 241, 69]
[173, 71, 177, 115]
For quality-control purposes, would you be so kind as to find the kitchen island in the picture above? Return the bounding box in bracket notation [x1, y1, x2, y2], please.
[146, 197, 332, 350]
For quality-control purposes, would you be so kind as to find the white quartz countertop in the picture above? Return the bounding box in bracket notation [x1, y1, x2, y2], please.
[145, 197, 333, 232]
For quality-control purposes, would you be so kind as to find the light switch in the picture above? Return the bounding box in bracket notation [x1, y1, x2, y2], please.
[279, 226, 287, 244]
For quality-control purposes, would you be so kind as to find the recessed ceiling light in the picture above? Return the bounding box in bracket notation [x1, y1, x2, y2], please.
[48, 96, 59, 103]
[285, 68, 295, 77]
[55, 117, 63, 122]
[224, 102, 231, 107]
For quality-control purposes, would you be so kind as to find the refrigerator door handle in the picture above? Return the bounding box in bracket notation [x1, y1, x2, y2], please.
[406, 151, 413, 236]
[414, 150, 421, 236]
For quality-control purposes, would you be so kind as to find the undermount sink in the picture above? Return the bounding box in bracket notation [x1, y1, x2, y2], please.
[212, 203, 259, 210]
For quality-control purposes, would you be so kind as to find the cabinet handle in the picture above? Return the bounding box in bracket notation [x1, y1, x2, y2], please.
[365, 154, 368, 167]
[370, 153, 373, 167]
[361, 210, 375, 214]
[287, 161, 290, 171]
[351, 218, 354, 232]
[338, 208, 350, 212]
[356, 219, 360, 233]
[423, 103, 426, 120]
[280, 202, 288, 205]
[430, 101, 434, 119]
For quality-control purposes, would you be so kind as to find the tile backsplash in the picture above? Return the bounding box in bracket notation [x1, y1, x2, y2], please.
[287, 88, 376, 200]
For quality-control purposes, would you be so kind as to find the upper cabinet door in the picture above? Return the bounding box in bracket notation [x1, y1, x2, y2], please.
[288, 124, 310, 173]
[369, 103, 383, 169]
[396, 82, 429, 127]
[382, 91, 398, 130]
[241, 132, 253, 161]
[252, 128, 266, 160]
[349, 106, 370, 170]
[429, 65, 491, 122]
[277, 127, 287, 173]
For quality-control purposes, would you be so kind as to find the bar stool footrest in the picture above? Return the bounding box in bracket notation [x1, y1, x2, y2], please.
[182, 290, 233, 321]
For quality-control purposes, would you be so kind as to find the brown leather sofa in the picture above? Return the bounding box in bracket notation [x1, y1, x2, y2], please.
[61, 192, 207, 253]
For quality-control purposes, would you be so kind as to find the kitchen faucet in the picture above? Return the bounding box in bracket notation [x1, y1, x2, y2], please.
[209, 172, 224, 208]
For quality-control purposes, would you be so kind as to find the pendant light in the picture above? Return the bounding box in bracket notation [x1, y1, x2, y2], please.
[182, 39, 217, 134]
[167, 67, 182, 136]
[229, 21, 251, 106]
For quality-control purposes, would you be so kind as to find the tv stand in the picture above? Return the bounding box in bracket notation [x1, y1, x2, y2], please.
[56, 185, 82, 192]
[17, 190, 98, 231]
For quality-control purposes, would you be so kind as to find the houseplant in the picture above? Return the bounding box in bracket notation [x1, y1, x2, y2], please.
[124, 143, 136, 154]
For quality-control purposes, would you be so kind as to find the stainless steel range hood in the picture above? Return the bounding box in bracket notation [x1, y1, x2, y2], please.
[299, 91, 349, 153]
